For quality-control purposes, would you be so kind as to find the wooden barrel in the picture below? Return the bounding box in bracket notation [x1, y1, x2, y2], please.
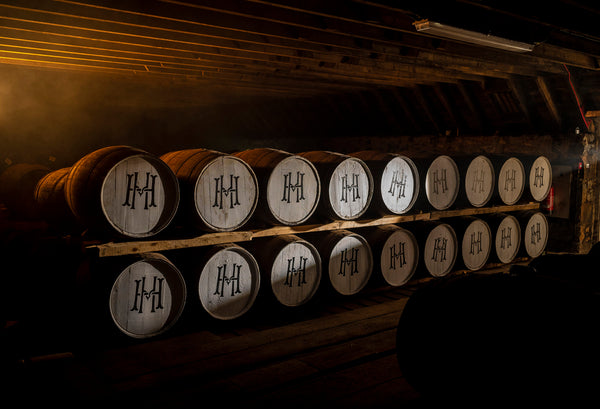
[362, 225, 419, 286]
[527, 155, 552, 202]
[486, 213, 522, 264]
[297, 151, 373, 221]
[160, 148, 258, 231]
[194, 243, 261, 320]
[453, 217, 492, 271]
[413, 221, 458, 277]
[308, 230, 373, 296]
[233, 148, 320, 226]
[463, 155, 496, 207]
[518, 211, 549, 258]
[108, 252, 187, 339]
[65, 145, 180, 238]
[497, 156, 526, 205]
[423, 155, 460, 210]
[0, 163, 50, 219]
[248, 235, 321, 307]
[350, 150, 420, 215]
[34, 167, 78, 229]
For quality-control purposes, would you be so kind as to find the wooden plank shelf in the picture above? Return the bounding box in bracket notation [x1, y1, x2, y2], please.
[88, 202, 541, 257]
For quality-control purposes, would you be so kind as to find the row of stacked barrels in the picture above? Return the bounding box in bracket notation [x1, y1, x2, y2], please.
[0, 145, 552, 238]
[103, 210, 547, 339]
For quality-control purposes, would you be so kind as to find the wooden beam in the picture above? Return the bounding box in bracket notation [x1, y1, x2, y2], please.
[536, 76, 562, 127]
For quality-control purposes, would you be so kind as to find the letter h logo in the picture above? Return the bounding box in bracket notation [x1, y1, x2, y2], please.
[130, 275, 164, 314]
[388, 169, 407, 199]
[214, 263, 242, 297]
[339, 248, 359, 276]
[340, 174, 361, 203]
[122, 171, 158, 210]
[213, 174, 241, 209]
[281, 171, 306, 203]
[285, 256, 308, 287]
[389, 242, 406, 270]
[431, 237, 447, 262]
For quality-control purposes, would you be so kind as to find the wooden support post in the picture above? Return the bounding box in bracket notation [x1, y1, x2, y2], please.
[578, 112, 600, 253]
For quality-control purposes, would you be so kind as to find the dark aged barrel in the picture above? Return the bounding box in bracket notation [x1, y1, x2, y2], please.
[423, 155, 460, 210]
[413, 221, 458, 277]
[308, 230, 373, 296]
[497, 156, 526, 205]
[160, 148, 258, 232]
[350, 151, 419, 215]
[526, 155, 552, 202]
[517, 211, 549, 258]
[463, 155, 496, 207]
[34, 167, 78, 229]
[248, 235, 321, 307]
[108, 252, 187, 339]
[193, 243, 261, 320]
[362, 225, 419, 286]
[0, 163, 50, 219]
[487, 213, 522, 264]
[65, 146, 180, 238]
[297, 151, 373, 221]
[233, 148, 320, 226]
[453, 217, 492, 271]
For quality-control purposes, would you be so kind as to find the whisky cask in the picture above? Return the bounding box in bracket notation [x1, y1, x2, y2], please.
[297, 151, 373, 221]
[308, 230, 373, 296]
[248, 235, 321, 307]
[108, 252, 187, 339]
[463, 155, 496, 207]
[193, 243, 261, 320]
[517, 211, 548, 258]
[486, 213, 522, 264]
[34, 167, 78, 229]
[497, 157, 526, 205]
[526, 155, 552, 202]
[422, 155, 461, 210]
[453, 217, 492, 271]
[160, 149, 258, 231]
[351, 151, 419, 215]
[65, 146, 179, 238]
[233, 148, 320, 226]
[0, 163, 50, 219]
[413, 221, 458, 277]
[362, 225, 419, 286]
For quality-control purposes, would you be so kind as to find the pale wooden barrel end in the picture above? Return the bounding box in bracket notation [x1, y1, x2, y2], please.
[464, 155, 495, 208]
[461, 218, 492, 271]
[328, 157, 374, 220]
[494, 214, 522, 264]
[523, 212, 549, 258]
[379, 226, 419, 286]
[325, 230, 373, 296]
[423, 223, 458, 277]
[529, 156, 552, 202]
[498, 157, 525, 205]
[425, 155, 460, 211]
[380, 155, 420, 214]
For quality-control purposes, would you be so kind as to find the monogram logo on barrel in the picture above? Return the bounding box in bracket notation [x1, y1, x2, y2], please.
[213, 174, 240, 209]
[282, 171, 306, 203]
[339, 248, 360, 276]
[500, 226, 512, 249]
[530, 222, 542, 245]
[214, 263, 242, 297]
[389, 242, 406, 270]
[285, 256, 308, 287]
[340, 173, 361, 203]
[431, 237, 447, 262]
[388, 169, 407, 199]
[432, 169, 448, 194]
[122, 172, 158, 210]
[471, 170, 485, 193]
[504, 169, 517, 192]
[533, 167, 545, 188]
[130, 275, 164, 314]
[469, 231, 483, 255]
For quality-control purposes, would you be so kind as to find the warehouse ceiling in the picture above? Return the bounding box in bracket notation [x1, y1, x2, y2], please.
[1, 0, 600, 136]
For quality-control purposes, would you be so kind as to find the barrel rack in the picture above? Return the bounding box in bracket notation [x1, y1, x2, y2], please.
[87, 202, 541, 258]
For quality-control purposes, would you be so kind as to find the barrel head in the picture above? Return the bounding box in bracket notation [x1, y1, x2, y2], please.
[109, 254, 186, 339]
[423, 223, 458, 277]
[494, 215, 521, 263]
[328, 158, 373, 220]
[327, 233, 373, 295]
[524, 212, 548, 258]
[529, 156, 552, 202]
[197, 245, 260, 320]
[270, 240, 321, 307]
[195, 155, 258, 231]
[498, 157, 525, 205]
[464, 155, 495, 207]
[380, 156, 419, 214]
[380, 227, 419, 286]
[461, 219, 492, 270]
[425, 156, 460, 210]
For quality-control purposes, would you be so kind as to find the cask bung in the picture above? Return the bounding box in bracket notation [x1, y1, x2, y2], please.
[297, 151, 373, 221]
[160, 148, 258, 231]
[497, 157, 526, 205]
[362, 225, 419, 286]
[0, 163, 50, 219]
[423, 155, 460, 210]
[351, 151, 419, 215]
[194, 243, 261, 320]
[65, 146, 179, 238]
[463, 155, 496, 207]
[308, 230, 373, 296]
[108, 252, 187, 339]
[248, 235, 321, 307]
[233, 148, 320, 226]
